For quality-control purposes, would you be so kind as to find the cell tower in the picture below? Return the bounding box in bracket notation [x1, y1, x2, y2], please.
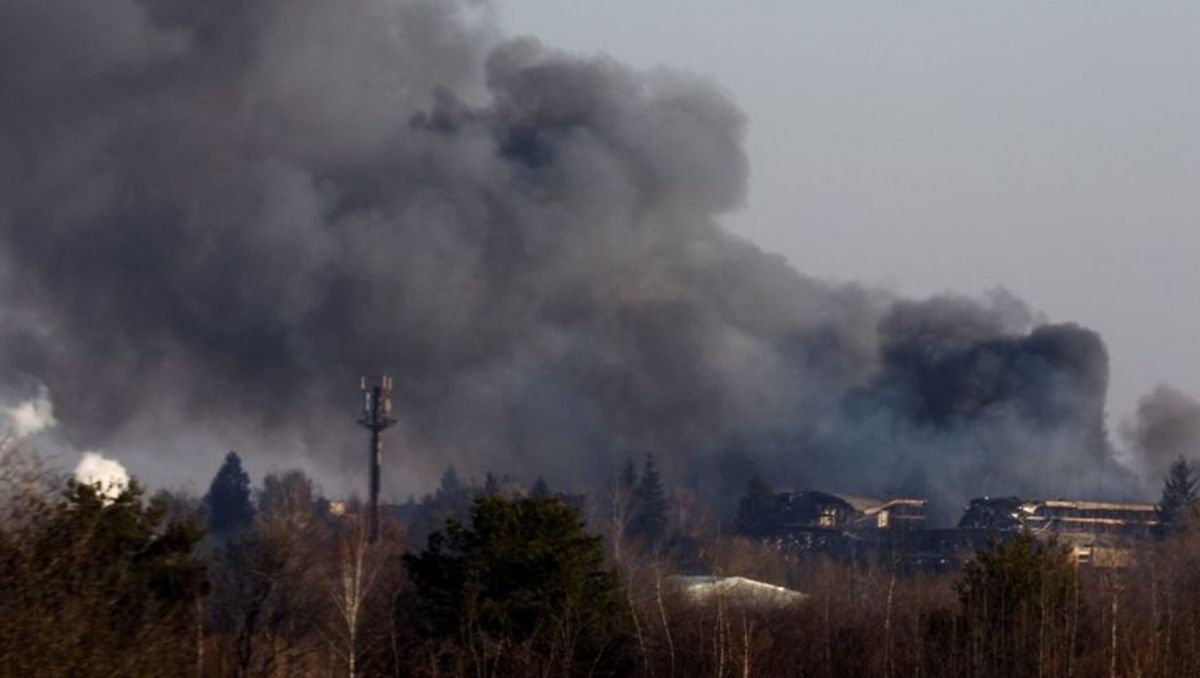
[358, 375, 396, 543]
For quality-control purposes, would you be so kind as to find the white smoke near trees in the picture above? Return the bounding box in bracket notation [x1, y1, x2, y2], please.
[73, 451, 130, 499]
[0, 0, 1158, 518]
[1, 387, 56, 442]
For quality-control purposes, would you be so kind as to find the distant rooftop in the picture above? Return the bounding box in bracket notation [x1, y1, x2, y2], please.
[670, 575, 807, 609]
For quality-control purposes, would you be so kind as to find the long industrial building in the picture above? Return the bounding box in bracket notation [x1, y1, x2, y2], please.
[738, 489, 1159, 568]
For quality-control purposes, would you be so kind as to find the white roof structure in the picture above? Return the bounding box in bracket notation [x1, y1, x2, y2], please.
[828, 493, 927, 516]
[670, 575, 808, 609]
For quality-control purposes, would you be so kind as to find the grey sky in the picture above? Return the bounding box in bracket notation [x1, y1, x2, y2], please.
[498, 0, 1200, 426]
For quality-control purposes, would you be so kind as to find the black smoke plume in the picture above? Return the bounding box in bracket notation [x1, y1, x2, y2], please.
[0, 0, 1136, 518]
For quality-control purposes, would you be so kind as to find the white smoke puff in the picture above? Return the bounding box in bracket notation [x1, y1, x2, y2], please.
[74, 451, 130, 498]
[2, 387, 57, 441]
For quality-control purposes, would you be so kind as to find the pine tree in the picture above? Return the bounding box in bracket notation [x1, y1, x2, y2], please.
[0, 480, 206, 674]
[956, 534, 1081, 678]
[406, 466, 474, 547]
[404, 495, 630, 674]
[736, 473, 777, 532]
[630, 454, 666, 543]
[482, 471, 500, 496]
[439, 466, 463, 495]
[531, 476, 551, 498]
[1158, 456, 1198, 530]
[746, 473, 773, 497]
[619, 457, 638, 495]
[204, 451, 254, 537]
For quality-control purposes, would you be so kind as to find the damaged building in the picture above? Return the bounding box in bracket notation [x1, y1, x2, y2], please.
[958, 497, 1158, 536]
[738, 491, 927, 534]
[957, 497, 1158, 566]
[738, 489, 1159, 569]
[736, 490, 933, 561]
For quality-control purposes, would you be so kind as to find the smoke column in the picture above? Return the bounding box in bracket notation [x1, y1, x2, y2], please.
[0, 0, 1139, 518]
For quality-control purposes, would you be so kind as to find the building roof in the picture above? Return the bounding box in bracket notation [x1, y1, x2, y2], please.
[827, 493, 927, 515]
[670, 575, 808, 609]
[1039, 499, 1157, 512]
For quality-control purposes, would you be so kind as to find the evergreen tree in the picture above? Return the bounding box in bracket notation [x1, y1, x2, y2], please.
[746, 473, 773, 497]
[404, 495, 630, 675]
[619, 457, 638, 495]
[0, 480, 206, 673]
[955, 535, 1081, 678]
[482, 471, 500, 496]
[735, 473, 777, 532]
[204, 451, 254, 537]
[531, 476, 551, 498]
[630, 454, 667, 543]
[406, 466, 474, 547]
[1158, 456, 1199, 530]
[439, 466, 463, 495]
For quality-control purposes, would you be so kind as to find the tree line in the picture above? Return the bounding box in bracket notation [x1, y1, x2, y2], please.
[5, 445, 1200, 676]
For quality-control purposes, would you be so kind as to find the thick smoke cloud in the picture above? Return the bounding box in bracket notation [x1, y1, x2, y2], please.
[0, 0, 1136, 518]
[1123, 385, 1200, 493]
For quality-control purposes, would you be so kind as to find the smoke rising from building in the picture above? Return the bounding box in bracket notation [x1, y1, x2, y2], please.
[0, 0, 1151, 517]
